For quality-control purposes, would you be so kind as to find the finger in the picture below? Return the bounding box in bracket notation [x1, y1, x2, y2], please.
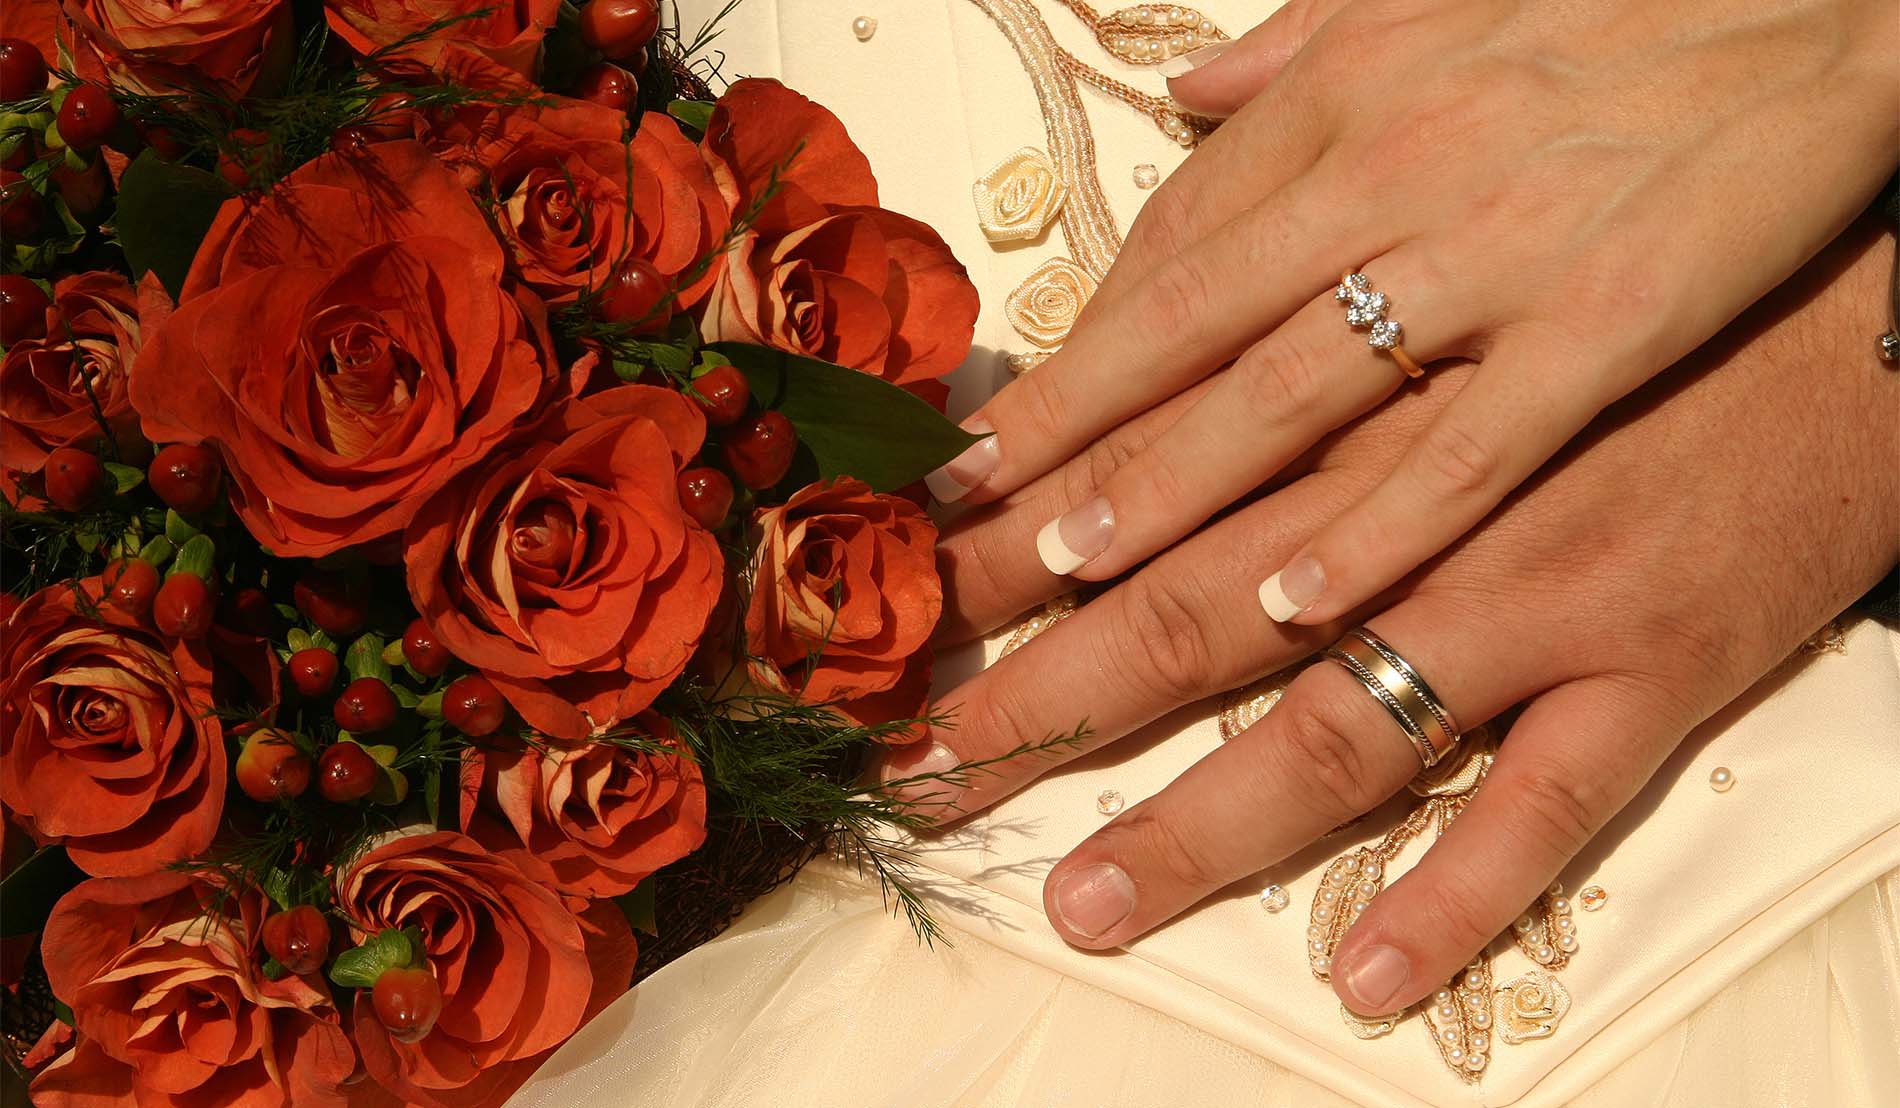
[1040, 600, 1549, 950]
[1260, 345, 1598, 625]
[1162, 0, 1350, 118]
[1032, 253, 1472, 581]
[1328, 677, 1690, 1017]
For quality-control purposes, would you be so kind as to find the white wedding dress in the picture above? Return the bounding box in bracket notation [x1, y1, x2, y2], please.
[510, 4, 1900, 1105]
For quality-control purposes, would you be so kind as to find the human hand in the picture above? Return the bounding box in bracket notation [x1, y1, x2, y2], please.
[890, 221, 1898, 1017]
[925, 0, 1897, 631]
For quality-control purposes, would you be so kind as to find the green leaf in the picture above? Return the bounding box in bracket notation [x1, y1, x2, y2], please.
[52, 999, 74, 1026]
[168, 533, 215, 580]
[164, 509, 200, 545]
[415, 690, 444, 719]
[424, 763, 442, 828]
[102, 462, 144, 495]
[345, 633, 391, 683]
[615, 876, 659, 937]
[0, 846, 84, 938]
[262, 867, 294, 912]
[711, 343, 983, 492]
[328, 927, 420, 989]
[114, 150, 233, 299]
[136, 534, 174, 567]
[381, 640, 407, 667]
[287, 627, 312, 653]
[261, 957, 289, 981]
[612, 338, 694, 379]
[667, 99, 715, 134]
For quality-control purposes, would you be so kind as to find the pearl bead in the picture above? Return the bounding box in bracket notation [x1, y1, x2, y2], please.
[1320, 888, 1338, 903]
[1307, 924, 1326, 939]
[850, 16, 877, 41]
[1314, 906, 1333, 922]
[1472, 1011, 1492, 1029]
[1350, 900, 1367, 915]
[1471, 1032, 1490, 1051]
[1710, 766, 1736, 792]
[1513, 915, 1535, 933]
[1551, 898, 1570, 915]
[1556, 916, 1575, 932]
[1534, 945, 1555, 963]
[1463, 969, 1483, 990]
[1362, 862, 1383, 881]
[1558, 933, 1579, 952]
[1356, 881, 1377, 898]
[1433, 989, 1453, 1004]
[1440, 1026, 1460, 1044]
[1437, 1004, 1457, 1021]
[1446, 1047, 1466, 1065]
[1342, 856, 1360, 873]
[1465, 1052, 1487, 1071]
[1310, 939, 1328, 954]
[1313, 955, 1331, 974]
[1183, 31, 1200, 49]
[1548, 882, 1564, 896]
[1199, 19, 1217, 35]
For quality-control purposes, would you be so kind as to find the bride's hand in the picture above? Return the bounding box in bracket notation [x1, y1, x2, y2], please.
[925, 0, 1896, 629]
[887, 222, 1896, 1017]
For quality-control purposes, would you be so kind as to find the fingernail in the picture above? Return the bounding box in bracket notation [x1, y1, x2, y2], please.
[925, 420, 999, 504]
[879, 742, 961, 812]
[1258, 556, 1325, 622]
[1036, 497, 1115, 575]
[1338, 944, 1411, 1012]
[1053, 863, 1137, 939]
[1157, 40, 1234, 80]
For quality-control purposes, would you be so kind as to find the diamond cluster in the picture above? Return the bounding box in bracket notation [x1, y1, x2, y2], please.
[1336, 273, 1404, 351]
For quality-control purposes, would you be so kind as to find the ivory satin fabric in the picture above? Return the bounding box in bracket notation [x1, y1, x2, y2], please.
[511, 3, 1900, 1105]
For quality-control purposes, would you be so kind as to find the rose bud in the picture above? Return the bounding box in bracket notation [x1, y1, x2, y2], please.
[689, 363, 749, 427]
[235, 728, 313, 802]
[402, 618, 452, 677]
[0, 273, 50, 345]
[147, 442, 224, 515]
[333, 676, 398, 733]
[372, 964, 443, 1044]
[42, 446, 108, 512]
[57, 85, 122, 153]
[441, 674, 504, 737]
[104, 557, 161, 621]
[261, 905, 331, 976]
[723, 410, 798, 490]
[293, 568, 370, 637]
[676, 466, 734, 530]
[0, 38, 49, 101]
[317, 741, 378, 802]
[288, 647, 340, 697]
[152, 573, 215, 639]
[580, 0, 661, 60]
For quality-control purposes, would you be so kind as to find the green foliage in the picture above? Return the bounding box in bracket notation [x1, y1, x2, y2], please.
[113, 152, 231, 298]
[329, 927, 423, 988]
[667, 99, 715, 135]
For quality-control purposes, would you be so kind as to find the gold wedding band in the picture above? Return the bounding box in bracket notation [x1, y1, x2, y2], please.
[1336, 272, 1424, 379]
[1324, 627, 1461, 769]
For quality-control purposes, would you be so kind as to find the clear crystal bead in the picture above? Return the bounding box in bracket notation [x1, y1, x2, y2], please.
[1095, 789, 1124, 815]
[1259, 884, 1291, 913]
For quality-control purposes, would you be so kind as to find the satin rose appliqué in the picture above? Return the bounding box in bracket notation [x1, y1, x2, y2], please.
[1005, 257, 1098, 349]
[1492, 968, 1571, 1045]
[972, 147, 1066, 243]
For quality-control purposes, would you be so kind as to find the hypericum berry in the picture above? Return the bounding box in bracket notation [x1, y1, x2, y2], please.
[42, 446, 107, 511]
[689, 364, 750, 427]
[216, 128, 272, 189]
[0, 169, 43, 241]
[104, 557, 161, 621]
[333, 677, 398, 734]
[372, 965, 443, 1044]
[220, 586, 280, 638]
[676, 467, 733, 530]
[592, 256, 670, 331]
[572, 62, 637, 114]
[293, 569, 370, 637]
[0, 38, 49, 101]
[287, 648, 340, 698]
[330, 125, 375, 156]
[441, 674, 504, 737]
[317, 741, 378, 803]
[580, 0, 661, 60]
[723, 410, 798, 490]
[401, 618, 452, 678]
[147, 442, 223, 515]
[261, 906, 331, 976]
[0, 273, 50, 346]
[235, 728, 313, 802]
[56, 84, 121, 153]
[152, 574, 214, 639]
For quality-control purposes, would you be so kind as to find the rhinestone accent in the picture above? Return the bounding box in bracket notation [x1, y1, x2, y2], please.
[1335, 272, 1371, 301]
[1095, 789, 1125, 815]
[1578, 885, 1608, 911]
[1368, 320, 1403, 349]
[1132, 163, 1160, 189]
[1258, 884, 1290, 913]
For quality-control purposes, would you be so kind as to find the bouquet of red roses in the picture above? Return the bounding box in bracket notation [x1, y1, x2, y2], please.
[0, 3, 1019, 1104]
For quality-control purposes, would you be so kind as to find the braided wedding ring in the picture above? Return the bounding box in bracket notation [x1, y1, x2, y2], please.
[1336, 272, 1423, 378]
[1324, 627, 1462, 769]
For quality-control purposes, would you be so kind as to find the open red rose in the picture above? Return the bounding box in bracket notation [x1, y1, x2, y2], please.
[698, 79, 977, 404]
[336, 831, 635, 1108]
[0, 585, 225, 877]
[1, 2, 61, 73]
[61, 0, 295, 99]
[461, 714, 708, 897]
[746, 478, 941, 741]
[32, 870, 355, 1107]
[324, 0, 561, 90]
[1, 270, 144, 480]
[130, 140, 557, 558]
[406, 385, 724, 739]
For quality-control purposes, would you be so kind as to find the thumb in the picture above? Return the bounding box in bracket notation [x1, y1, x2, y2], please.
[1162, 0, 1349, 117]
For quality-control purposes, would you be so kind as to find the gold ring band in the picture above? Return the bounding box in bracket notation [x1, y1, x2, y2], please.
[1323, 628, 1461, 769]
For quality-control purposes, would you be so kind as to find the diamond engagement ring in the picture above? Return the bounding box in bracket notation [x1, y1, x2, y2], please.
[1336, 272, 1423, 378]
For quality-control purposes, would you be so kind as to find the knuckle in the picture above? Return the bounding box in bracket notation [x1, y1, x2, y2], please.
[1504, 766, 1606, 860]
[1078, 433, 1143, 498]
[1128, 183, 1197, 261]
[1142, 256, 1215, 342]
[1113, 574, 1222, 706]
[1236, 331, 1327, 426]
[1274, 703, 1389, 821]
[1413, 419, 1501, 499]
[1409, 869, 1508, 955]
[1108, 806, 1228, 892]
[1009, 363, 1072, 445]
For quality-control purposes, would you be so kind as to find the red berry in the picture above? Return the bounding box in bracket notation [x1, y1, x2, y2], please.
[580, 0, 661, 60]
[288, 648, 340, 698]
[139, 124, 187, 161]
[147, 442, 223, 515]
[676, 466, 733, 529]
[401, 618, 452, 678]
[50, 155, 110, 221]
[334, 677, 398, 733]
[261, 905, 331, 976]
[372, 965, 443, 1044]
[220, 586, 280, 638]
[441, 674, 504, 737]
[0, 38, 48, 101]
[57, 85, 121, 153]
[235, 728, 314, 802]
[152, 574, 214, 639]
[42, 446, 107, 511]
[104, 557, 161, 621]
[723, 410, 798, 490]
[317, 741, 378, 802]
[593, 256, 670, 332]
[0, 168, 44, 241]
[0, 135, 31, 171]
[0, 273, 50, 345]
[216, 128, 271, 189]
[572, 62, 637, 114]
[689, 363, 750, 427]
[293, 569, 370, 637]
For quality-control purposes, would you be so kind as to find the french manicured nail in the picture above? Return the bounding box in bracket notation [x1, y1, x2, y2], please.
[925, 420, 999, 504]
[1258, 555, 1324, 622]
[879, 742, 961, 812]
[1036, 497, 1114, 575]
[1053, 863, 1137, 939]
[1157, 40, 1234, 79]
[1338, 944, 1410, 1013]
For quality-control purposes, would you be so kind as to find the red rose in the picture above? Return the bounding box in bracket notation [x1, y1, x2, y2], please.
[336, 831, 636, 1108]
[324, 0, 561, 90]
[405, 385, 724, 739]
[698, 80, 978, 405]
[417, 95, 630, 191]
[746, 478, 941, 740]
[0, 585, 225, 877]
[461, 714, 707, 897]
[130, 140, 557, 558]
[32, 871, 355, 1107]
[1, 270, 144, 480]
[0, 1, 61, 68]
[61, 0, 295, 99]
